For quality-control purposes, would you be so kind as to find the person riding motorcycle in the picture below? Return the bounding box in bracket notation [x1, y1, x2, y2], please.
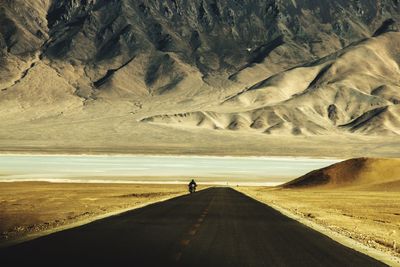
[188, 179, 197, 193]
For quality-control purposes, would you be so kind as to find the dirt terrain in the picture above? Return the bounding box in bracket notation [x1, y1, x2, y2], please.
[238, 188, 400, 257]
[237, 158, 400, 259]
[0, 188, 388, 267]
[0, 182, 195, 246]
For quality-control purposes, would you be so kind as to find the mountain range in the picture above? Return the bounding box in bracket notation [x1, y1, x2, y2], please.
[1, 0, 400, 155]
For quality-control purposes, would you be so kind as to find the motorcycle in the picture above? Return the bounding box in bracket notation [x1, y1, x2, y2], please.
[189, 184, 196, 194]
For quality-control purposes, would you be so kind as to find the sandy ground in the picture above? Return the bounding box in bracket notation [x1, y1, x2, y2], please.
[2, 181, 399, 264]
[0, 182, 201, 246]
[1, 123, 400, 158]
[237, 187, 400, 264]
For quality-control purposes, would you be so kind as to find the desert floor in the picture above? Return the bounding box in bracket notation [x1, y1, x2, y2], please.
[237, 187, 400, 260]
[2, 182, 399, 264]
[0, 182, 198, 246]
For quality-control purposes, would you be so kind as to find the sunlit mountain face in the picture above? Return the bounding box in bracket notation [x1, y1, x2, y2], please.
[0, 0, 400, 142]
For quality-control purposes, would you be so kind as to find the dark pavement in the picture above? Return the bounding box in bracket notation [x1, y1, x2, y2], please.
[0, 188, 386, 267]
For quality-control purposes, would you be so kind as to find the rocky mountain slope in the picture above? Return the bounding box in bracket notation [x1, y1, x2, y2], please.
[0, 0, 400, 144]
[145, 32, 400, 135]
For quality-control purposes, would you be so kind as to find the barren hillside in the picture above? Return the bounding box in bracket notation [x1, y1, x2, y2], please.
[283, 158, 400, 189]
[1, 0, 400, 155]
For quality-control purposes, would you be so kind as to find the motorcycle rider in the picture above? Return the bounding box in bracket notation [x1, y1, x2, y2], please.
[188, 179, 197, 193]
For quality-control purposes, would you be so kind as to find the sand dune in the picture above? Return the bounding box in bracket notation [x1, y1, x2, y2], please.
[283, 158, 400, 190]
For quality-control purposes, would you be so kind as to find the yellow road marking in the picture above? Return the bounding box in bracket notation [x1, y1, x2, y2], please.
[174, 252, 182, 261]
[188, 230, 197, 236]
[181, 239, 190, 246]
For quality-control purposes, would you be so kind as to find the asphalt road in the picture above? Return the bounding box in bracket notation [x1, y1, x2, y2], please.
[1, 188, 386, 267]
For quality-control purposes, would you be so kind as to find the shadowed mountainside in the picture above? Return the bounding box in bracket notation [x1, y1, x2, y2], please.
[283, 158, 400, 189]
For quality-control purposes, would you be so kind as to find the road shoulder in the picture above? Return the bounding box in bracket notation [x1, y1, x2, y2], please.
[234, 187, 400, 267]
